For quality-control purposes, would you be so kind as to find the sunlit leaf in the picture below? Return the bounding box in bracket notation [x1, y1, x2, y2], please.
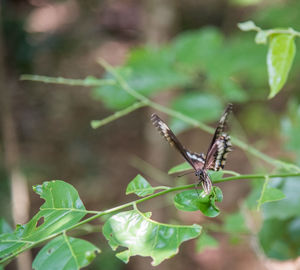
[173, 187, 223, 217]
[0, 181, 86, 261]
[32, 235, 100, 270]
[103, 209, 201, 266]
[126, 174, 154, 197]
[196, 231, 219, 252]
[267, 34, 296, 99]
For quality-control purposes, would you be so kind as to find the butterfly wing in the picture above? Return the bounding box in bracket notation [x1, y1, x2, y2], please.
[207, 103, 232, 151]
[205, 134, 232, 171]
[203, 104, 233, 170]
[151, 113, 205, 171]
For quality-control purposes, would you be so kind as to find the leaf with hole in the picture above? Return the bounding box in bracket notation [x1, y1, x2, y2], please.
[103, 209, 201, 266]
[0, 180, 86, 262]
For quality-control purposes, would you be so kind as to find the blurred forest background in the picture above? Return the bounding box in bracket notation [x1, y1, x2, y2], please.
[1, 0, 300, 269]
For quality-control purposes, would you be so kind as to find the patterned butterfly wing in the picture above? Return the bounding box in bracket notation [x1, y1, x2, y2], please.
[203, 104, 233, 171]
[207, 103, 233, 151]
[205, 134, 232, 171]
[151, 113, 205, 171]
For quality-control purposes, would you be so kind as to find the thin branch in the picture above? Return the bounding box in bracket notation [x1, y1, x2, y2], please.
[20, 74, 115, 87]
[91, 101, 147, 129]
[2, 171, 300, 265]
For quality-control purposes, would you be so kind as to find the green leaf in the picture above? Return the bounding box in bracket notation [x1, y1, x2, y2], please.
[257, 175, 285, 210]
[168, 162, 192, 174]
[0, 218, 13, 234]
[126, 174, 154, 197]
[32, 235, 100, 270]
[0, 181, 86, 261]
[196, 231, 219, 252]
[223, 212, 248, 234]
[173, 187, 223, 217]
[237, 21, 259, 31]
[259, 187, 285, 205]
[262, 177, 300, 220]
[267, 34, 296, 99]
[103, 209, 201, 266]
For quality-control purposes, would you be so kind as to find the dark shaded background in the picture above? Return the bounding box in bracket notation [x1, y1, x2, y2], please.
[1, 0, 300, 269]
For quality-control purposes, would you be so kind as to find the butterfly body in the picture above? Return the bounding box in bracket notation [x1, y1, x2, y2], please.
[151, 104, 233, 195]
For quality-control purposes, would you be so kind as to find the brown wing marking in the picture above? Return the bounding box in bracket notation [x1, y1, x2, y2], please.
[207, 103, 232, 151]
[151, 113, 205, 171]
[204, 104, 232, 170]
[205, 134, 232, 171]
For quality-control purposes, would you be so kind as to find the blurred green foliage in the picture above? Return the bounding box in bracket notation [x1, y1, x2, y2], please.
[3, 0, 300, 266]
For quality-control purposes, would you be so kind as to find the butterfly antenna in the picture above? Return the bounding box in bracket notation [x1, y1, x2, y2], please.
[177, 171, 194, 178]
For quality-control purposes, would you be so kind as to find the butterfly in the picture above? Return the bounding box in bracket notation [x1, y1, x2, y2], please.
[151, 104, 233, 195]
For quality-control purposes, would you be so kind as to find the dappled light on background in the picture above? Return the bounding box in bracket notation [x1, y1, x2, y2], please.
[26, 0, 79, 33]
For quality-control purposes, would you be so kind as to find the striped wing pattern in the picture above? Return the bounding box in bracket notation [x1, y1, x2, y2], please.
[151, 104, 233, 195]
[151, 113, 205, 171]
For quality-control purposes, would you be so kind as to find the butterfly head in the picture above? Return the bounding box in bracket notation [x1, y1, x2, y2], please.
[195, 170, 206, 179]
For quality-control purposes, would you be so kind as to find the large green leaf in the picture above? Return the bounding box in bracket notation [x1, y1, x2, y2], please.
[126, 174, 154, 197]
[0, 181, 86, 262]
[32, 235, 100, 270]
[173, 187, 223, 217]
[103, 209, 201, 266]
[267, 34, 296, 99]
